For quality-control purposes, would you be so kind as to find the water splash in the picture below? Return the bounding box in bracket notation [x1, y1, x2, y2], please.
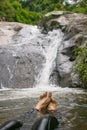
[0, 82, 10, 90]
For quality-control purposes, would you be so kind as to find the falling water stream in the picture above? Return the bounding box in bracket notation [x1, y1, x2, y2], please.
[36, 29, 63, 87]
[0, 27, 87, 130]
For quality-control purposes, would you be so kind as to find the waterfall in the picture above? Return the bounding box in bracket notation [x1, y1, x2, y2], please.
[0, 24, 63, 89]
[36, 29, 63, 87]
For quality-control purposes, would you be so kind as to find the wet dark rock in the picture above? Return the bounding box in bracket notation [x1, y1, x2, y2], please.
[14, 25, 23, 31]
[50, 69, 59, 86]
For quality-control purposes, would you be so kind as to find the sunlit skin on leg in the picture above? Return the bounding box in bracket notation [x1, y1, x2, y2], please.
[35, 91, 57, 115]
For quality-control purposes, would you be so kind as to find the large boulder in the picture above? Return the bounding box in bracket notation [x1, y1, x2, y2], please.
[39, 11, 87, 33]
[0, 22, 44, 88]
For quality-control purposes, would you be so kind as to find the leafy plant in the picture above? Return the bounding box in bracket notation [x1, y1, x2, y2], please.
[0, 0, 15, 21]
[74, 42, 87, 88]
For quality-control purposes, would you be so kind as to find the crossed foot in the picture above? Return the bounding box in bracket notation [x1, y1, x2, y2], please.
[35, 91, 57, 115]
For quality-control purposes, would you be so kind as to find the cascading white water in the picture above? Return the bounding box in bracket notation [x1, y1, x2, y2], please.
[36, 29, 63, 87]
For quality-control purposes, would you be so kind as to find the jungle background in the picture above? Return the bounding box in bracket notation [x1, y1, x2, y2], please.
[0, 0, 87, 25]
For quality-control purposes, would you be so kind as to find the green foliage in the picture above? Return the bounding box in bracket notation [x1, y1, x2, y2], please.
[11, 0, 22, 10]
[15, 9, 43, 24]
[72, 6, 86, 13]
[20, 0, 66, 13]
[70, 0, 87, 14]
[74, 42, 87, 88]
[0, 0, 66, 24]
[0, 0, 87, 24]
[0, 0, 15, 21]
[0, 0, 43, 24]
[11, 0, 43, 24]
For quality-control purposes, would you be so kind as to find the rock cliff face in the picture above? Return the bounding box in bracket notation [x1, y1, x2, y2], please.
[39, 11, 87, 87]
[0, 22, 44, 88]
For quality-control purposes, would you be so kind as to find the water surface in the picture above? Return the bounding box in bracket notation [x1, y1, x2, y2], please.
[0, 87, 87, 130]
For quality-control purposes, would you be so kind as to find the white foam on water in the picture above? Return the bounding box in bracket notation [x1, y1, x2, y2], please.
[0, 84, 84, 101]
[0, 82, 11, 91]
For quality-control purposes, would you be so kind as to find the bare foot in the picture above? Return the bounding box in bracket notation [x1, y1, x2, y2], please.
[40, 91, 52, 99]
[47, 98, 57, 111]
[35, 91, 52, 113]
[39, 92, 47, 100]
